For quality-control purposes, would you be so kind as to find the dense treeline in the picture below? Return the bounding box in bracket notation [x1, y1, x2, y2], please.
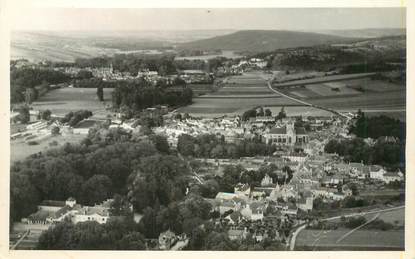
[10, 67, 70, 103]
[324, 112, 406, 168]
[177, 134, 277, 158]
[10, 128, 176, 223]
[324, 137, 404, 168]
[112, 81, 193, 111]
[38, 218, 146, 250]
[349, 111, 405, 140]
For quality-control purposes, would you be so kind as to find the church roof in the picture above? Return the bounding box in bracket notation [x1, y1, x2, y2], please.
[269, 126, 287, 134]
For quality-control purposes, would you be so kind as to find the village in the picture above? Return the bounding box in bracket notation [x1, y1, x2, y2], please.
[10, 103, 404, 249]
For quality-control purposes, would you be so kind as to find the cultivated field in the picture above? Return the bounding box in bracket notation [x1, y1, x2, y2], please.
[273, 72, 376, 88]
[179, 97, 299, 117]
[296, 229, 404, 250]
[32, 87, 114, 119]
[179, 71, 302, 116]
[364, 207, 405, 226]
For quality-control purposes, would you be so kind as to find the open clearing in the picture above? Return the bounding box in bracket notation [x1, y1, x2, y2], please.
[296, 229, 404, 250]
[32, 87, 114, 119]
[11, 134, 86, 163]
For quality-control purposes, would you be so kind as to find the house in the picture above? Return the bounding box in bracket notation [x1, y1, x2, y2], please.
[383, 171, 404, 184]
[26, 198, 111, 225]
[225, 211, 243, 225]
[349, 162, 369, 179]
[29, 110, 40, 122]
[297, 192, 313, 211]
[234, 183, 251, 198]
[270, 184, 298, 201]
[159, 230, 177, 250]
[215, 192, 238, 201]
[282, 203, 298, 216]
[369, 165, 387, 180]
[244, 202, 266, 221]
[228, 229, 246, 240]
[72, 119, 97, 134]
[217, 200, 238, 215]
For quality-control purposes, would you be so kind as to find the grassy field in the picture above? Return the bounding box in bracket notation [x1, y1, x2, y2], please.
[32, 87, 114, 119]
[296, 229, 404, 250]
[11, 134, 86, 163]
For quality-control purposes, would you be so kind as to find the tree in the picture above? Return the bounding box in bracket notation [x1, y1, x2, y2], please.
[177, 134, 195, 157]
[81, 174, 113, 205]
[25, 87, 38, 104]
[257, 107, 264, 117]
[265, 108, 272, 117]
[242, 109, 257, 121]
[110, 194, 132, 216]
[51, 126, 60, 135]
[40, 109, 52, 120]
[117, 232, 146, 250]
[76, 70, 93, 79]
[276, 107, 286, 120]
[10, 173, 40, 223]
[150, 134, 170, 154]
[220, 165, 244, 192]
[97, 85, 104, 102]
[128, 155, 190, 212]
[17, 105, 30, 123]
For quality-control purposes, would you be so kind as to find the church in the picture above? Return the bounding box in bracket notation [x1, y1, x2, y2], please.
[263, 121, 308, 146]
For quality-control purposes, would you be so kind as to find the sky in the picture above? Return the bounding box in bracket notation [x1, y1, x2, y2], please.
[11, 8, 406, 32]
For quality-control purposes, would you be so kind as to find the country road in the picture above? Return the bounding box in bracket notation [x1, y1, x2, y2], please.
[289, 205, 405, 250]
[266, 81, 313, 106]
[266, 80, 348, 118]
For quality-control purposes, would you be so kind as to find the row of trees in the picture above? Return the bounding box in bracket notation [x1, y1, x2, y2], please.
[60, 110, 93, 127]
[177, 134, 277, 159]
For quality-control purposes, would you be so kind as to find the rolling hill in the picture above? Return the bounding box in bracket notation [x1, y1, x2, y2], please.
[178, 30, 354, 52]
[319, 28, 406, 38]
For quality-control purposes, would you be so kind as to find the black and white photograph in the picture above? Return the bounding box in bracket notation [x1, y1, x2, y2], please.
[2, 1, 412, 254]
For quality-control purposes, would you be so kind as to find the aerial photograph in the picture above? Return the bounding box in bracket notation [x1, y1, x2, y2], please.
[9, 7, 406, 251]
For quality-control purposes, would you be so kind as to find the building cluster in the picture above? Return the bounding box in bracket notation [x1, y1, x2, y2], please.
[154, 116, 244, 147]
[23, 198, 120, 225]
[179, 70, 213, 84]
[204, 147, 403, 241]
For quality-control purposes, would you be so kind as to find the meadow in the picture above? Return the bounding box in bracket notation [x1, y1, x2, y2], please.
[296, 229, 404, 250]
[32, 87, 114, 119]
